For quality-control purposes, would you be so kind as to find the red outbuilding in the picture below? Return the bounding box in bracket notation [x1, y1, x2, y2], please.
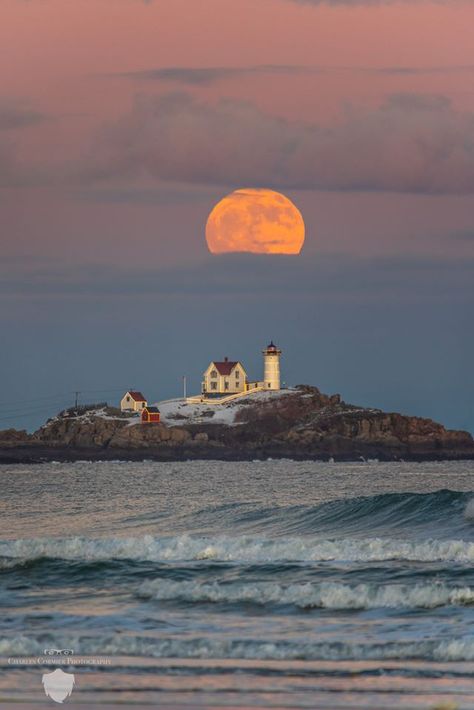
[141, 406, 161, 424]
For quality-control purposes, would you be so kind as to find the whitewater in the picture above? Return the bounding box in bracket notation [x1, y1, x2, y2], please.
[0, 459, 473, 708]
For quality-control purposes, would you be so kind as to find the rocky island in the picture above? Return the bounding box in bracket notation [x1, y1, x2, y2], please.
[0, 386, 473, 463]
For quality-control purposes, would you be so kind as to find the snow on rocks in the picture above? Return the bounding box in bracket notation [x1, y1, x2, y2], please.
[156, 390, 295, 427]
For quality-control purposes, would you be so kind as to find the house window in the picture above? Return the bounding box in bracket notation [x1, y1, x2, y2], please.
[126, 396, 130, 402]
[235, 370, 240, 379]
[225, 381, 229, 390]
[211, 370, 217, 378]
[211, 382, 217, 390]
[142, 402, 145, 408]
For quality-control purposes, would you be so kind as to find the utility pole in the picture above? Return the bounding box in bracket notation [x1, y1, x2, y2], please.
[182, 376, 187, 400]
[74, 391, 80, 409]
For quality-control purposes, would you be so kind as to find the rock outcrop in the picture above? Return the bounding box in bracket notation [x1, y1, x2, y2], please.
[109, 422, 192, 448]
[35, 414, 127, 448]
[0, 387, 472, 463]
[0, 428, 32, 446]
[192, 386, 473, 460]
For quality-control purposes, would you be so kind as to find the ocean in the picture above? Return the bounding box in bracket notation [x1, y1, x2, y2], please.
[0, 460, 474, 708]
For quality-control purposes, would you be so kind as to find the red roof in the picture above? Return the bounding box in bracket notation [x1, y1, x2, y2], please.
[213, 361, 239, 376]
[128, 391, 147, 402]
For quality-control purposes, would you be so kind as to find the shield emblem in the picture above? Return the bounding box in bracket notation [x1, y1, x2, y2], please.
[42, 668, 75, 703]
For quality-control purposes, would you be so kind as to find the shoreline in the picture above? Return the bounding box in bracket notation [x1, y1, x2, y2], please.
[1, 445, 473, 465]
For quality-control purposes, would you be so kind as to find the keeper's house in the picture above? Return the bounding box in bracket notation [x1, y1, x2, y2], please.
[202, 358, 247, 396]
[121, 391, 147, 412]
[141, 406, 161, 423]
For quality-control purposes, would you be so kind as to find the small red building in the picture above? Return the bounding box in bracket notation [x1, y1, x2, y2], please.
[141, 406, 161, 424]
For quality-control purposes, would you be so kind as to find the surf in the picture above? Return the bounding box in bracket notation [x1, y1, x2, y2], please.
[1, 532, 474, 564]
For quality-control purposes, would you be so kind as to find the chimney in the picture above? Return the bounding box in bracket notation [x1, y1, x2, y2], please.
[224, 356, 228, 362]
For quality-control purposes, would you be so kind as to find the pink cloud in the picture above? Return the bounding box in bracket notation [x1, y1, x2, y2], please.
[88, 91, 474, 194]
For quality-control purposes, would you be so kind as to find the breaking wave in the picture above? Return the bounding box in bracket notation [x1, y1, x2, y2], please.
[138, 578, 474, 609]
[1, 534, 474, 565]
[1, 490, 472, 570]
[2, 634, 474, 662]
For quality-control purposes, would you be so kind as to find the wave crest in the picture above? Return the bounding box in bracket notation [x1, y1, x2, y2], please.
[1, 534, 474, 565]
[2, 634, 474, 662]
[138, 578, 474, 609]
[187, 490, 474, 537]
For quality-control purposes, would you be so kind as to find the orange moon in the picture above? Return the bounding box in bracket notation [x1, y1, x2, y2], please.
[205, 188, 305, 255]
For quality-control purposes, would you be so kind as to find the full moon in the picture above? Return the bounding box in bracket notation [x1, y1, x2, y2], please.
[205, 188, 305, 255]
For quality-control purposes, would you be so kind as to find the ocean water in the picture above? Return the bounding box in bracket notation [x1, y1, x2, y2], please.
[0, 459, 474, 708]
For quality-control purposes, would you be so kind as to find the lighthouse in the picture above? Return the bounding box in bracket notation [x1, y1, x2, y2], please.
[263, 341, 282, 390]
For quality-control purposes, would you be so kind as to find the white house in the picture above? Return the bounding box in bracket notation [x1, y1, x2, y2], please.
[200, 343, 282, 399]
[120, 390, 147, 412]
[202, 358, 247, 396]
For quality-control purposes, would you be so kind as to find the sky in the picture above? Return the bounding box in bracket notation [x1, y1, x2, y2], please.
[1, 0, 473, 433]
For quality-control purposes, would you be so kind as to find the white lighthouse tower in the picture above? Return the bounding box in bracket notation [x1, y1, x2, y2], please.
[262, 341, 282, 390]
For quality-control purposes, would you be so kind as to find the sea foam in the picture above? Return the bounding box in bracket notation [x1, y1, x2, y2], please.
[1, 534, 474, 564]
[2, 634, 474, 662]
[138, 578, 474, 609]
